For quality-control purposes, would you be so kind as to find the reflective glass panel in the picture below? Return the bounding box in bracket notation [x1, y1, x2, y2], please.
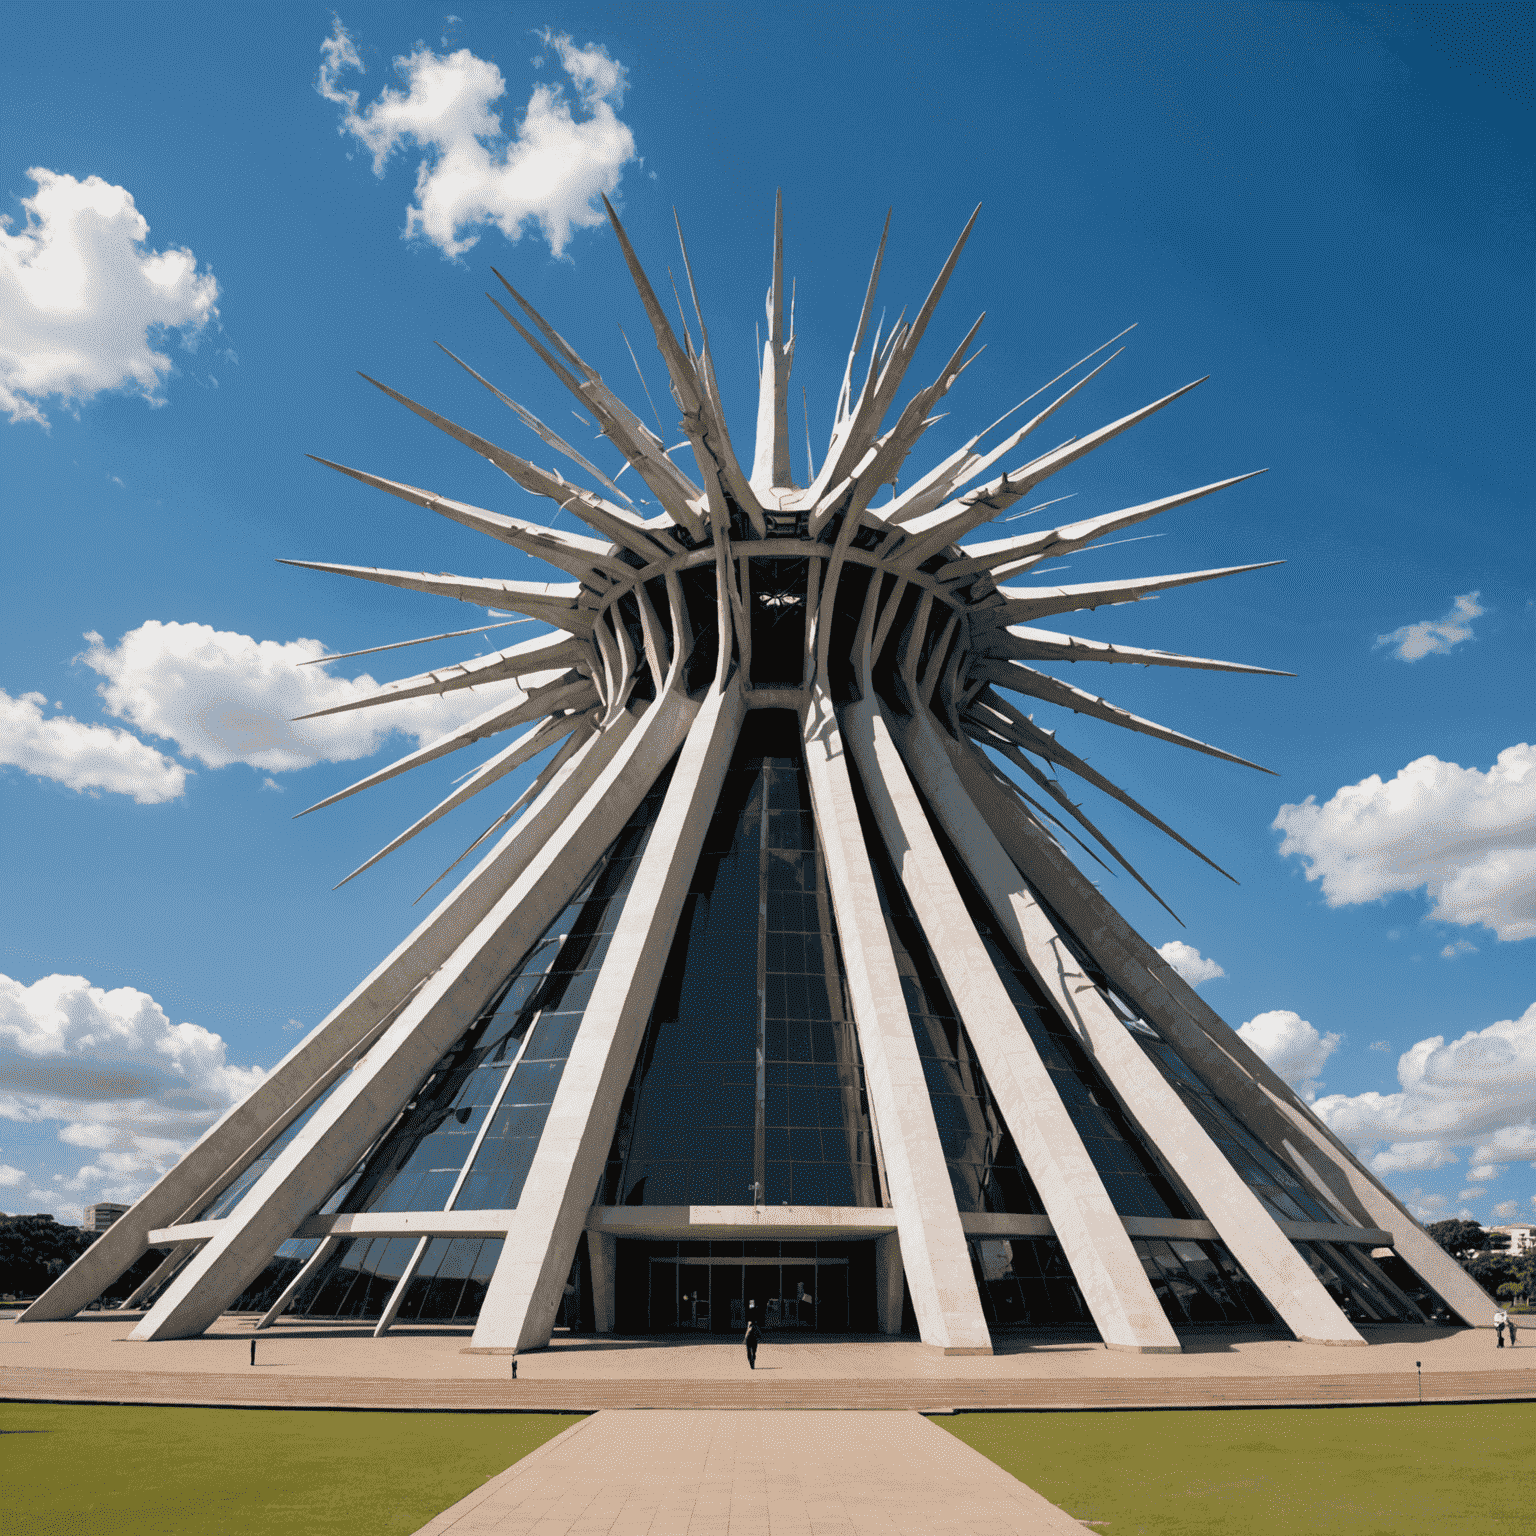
[324, 759, 677, 1217]
[1131, 1237, 1274, 1326]
[851, 768, 1045, 1214]
[910, 794, 1196, 1221]
[604, 710, 882, 1208]
[197, 1078, 346, 1221]
[967, 1238, 1093, 1329]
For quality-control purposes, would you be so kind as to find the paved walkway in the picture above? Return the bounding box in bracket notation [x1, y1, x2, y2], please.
[409, 1410, 1086, 1535]
[5, 1312, 1534, 1411]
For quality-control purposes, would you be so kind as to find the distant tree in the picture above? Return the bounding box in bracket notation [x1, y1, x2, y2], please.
[1466, 1251, 1521, 1300]
[1427, 1219, 1487, 1257]
[0, 1215, 92, 1297]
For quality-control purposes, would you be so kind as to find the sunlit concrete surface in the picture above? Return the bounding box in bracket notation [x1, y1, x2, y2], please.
[4, 1312, 1531, 1388]
[409, 1410, 1087, 1535]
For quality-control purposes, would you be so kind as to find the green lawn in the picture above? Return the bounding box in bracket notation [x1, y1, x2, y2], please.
[1, 1403, 581, 1536]
[936, 1402, 1535, 1536]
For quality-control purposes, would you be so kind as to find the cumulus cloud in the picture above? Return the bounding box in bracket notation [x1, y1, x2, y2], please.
[1157, 941, 1225, 988]
[0, 689, 187, 803]
[1313, 1001, 1536, 1181]
[0, 972, 264, 1210]
[318, 18, 636, 259]
[1441, 939, 1477, 960]
[0, 1162, 25, 1188]
[1273, 744, 1536, 943]
[0, 168, 218, 426]
[80, 620, 525, 773]
[1237, 1009, 1341, 1101]
[1375, 591, 1484, 662]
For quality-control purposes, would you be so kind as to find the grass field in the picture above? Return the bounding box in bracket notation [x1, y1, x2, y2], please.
[1, 1402, 580, 1536]
[937, 1402, 1535, 1536]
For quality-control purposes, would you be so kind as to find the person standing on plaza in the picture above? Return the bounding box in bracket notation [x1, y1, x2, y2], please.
[1493, 1308, 1506, 1347]
[1508, 1312, 1518, 1346]
[744, 1318, 760, 1370]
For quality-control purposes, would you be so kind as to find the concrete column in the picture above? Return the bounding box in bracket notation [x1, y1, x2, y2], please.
[847, 694, 1182, 1352]
[588, 1230, 616, 1334]
[255, 1236, 338, 1330]
[937, 727, 1493, 1329]
[470, 678, 747, 1352]
[21, 710, 639, 1325]
[801, 686, 992, 1355]
[128, 688, 698, 1342]
[118, 1247, 189, 1312]
[373, 1237, 430, 1338]
[875, 1232, 905, 1335]
[894, 706, 1364, 1345]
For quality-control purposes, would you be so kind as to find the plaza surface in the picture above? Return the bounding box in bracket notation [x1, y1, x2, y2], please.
[409, 1411, 1087, 1535]
[4, 1311, 1532, 1412]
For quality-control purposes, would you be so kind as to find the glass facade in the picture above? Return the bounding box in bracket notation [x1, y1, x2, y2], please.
[1291, 1240, 1439, 1325]
[613, 1238, 879, 1334]
[333, 759, 676, 1219]
[230, 762, 675, 1323]
[968, 1237, 1092, 1329]
[1128, 1027, 1347, 1225]
[851, 766, 1046, 1214]
[603, 710, 882, 1209]
[908, 789, 1197, 1221]
[1132, 1237, 1274, 1326]
[197, 1078, 345, 1221]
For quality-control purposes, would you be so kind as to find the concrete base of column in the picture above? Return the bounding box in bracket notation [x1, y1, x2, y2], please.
[875, 1232, 904, 1335]
[589, 1230, 616, 1334]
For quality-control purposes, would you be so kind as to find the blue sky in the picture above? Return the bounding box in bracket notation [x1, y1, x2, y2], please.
[1, 3, 1530, 1231]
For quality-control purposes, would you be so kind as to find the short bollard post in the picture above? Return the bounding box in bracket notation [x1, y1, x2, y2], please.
[511, 1358, 517, 1381]
[1416, 1361, 1421, 1403]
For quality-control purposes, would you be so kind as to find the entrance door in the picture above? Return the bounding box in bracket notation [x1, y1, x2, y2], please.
[678, 1262, 711, 1331]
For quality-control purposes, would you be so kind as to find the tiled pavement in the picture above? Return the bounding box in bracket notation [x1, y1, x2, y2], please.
[408, 1410, 1089, 1535]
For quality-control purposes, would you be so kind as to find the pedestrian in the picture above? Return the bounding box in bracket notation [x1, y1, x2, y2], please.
[1493, 1309, 1506, 1347]
[744, 1318, 760, 1370]
[249, 1337, 256, 1367]
[1508, 1313, 1518, 1346]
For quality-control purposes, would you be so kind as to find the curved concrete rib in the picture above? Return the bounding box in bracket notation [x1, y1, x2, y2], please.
[20, 705, 643, 1325]
[471, 675, 750, 1352]
[128, 685, 700, 1342]
[890, 703, 1363, 1345]
[801, 685, 992, 1354]
[844, 693, 1181, 1352]
[936, 727, 1490, 1330]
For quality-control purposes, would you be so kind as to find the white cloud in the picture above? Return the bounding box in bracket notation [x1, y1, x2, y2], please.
[0, 972, 264, 1211]
[1370, 1039, 1391, 1052]
[1157, 941, 1225, 988]
[0, 688, 187, 803]
[318, 19, 636, 259]
[80, 620, 525, 774]
[1375, 591, 1484, 662]
[1458, 1187, 1487, 1201]
[1492, 1200, 1523, 1220]
[1273, 744, 1536, 943]
[1313, 1001, 1536, 1181]
[0, 168, 218, 426]
[1471, 1164, 1500, 1181]
[1441, 939, 1478, 959]
[0, 1162, 25, 1188]
[1237, 1009, 1341, 1101]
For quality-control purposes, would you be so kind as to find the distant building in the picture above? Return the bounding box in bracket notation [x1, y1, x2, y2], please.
[83, 1203, 130, 1234]
[1490, 1223, 1535, 1255]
